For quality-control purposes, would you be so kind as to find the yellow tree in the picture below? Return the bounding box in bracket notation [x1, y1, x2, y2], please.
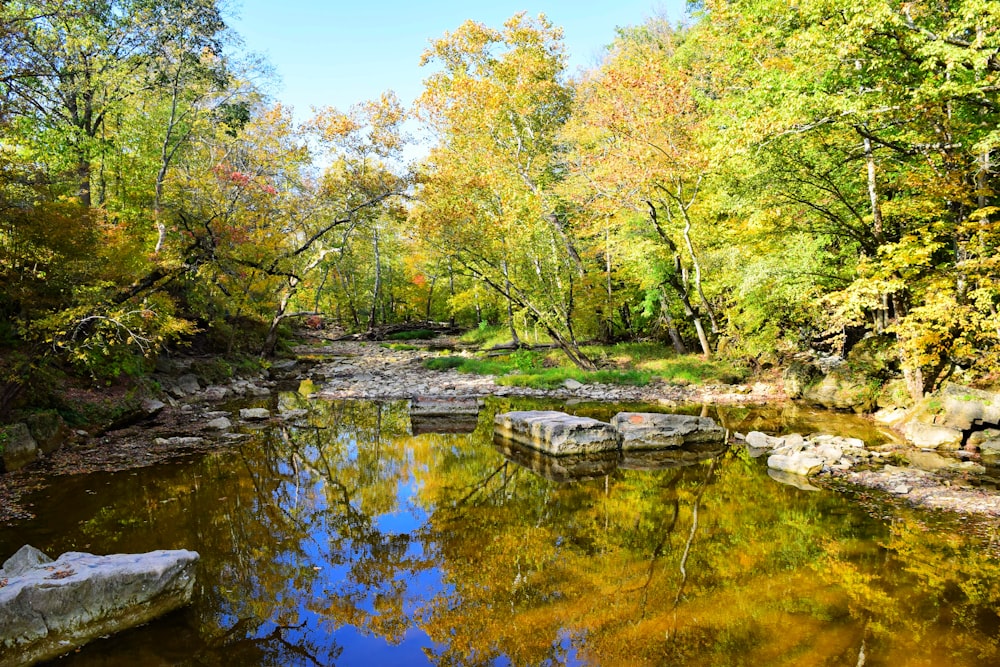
[413, 13, 596, 368]
[564, 20, 719, 356]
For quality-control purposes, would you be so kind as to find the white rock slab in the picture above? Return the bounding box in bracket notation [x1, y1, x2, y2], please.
[494, 411, 621, 455]
[611, 413, 725, 450]
[0, 546, 199, 667]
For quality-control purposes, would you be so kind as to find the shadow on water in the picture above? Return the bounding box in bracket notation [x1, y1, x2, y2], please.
[1, 395, 998, 666]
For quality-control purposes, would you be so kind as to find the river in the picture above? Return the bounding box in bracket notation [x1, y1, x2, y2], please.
[1, 395, 998, 666]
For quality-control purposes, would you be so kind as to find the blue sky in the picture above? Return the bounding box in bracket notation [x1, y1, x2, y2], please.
[229, 1, 689, 117]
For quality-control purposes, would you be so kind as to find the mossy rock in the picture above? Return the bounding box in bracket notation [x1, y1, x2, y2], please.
[782, 361, 821, 399]
[876, 378, 913, 410]
[801, 369, 880, 412]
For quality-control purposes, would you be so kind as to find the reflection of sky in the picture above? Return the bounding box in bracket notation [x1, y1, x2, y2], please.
[257, 407, 448, 664]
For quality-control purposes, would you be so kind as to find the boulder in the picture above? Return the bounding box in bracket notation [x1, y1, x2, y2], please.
[767, 453, 825, 477]
[239, 408, 271, 421]
[782, 361, 821, 399]
[205, 417, 232, 431]
[610, 413, 725, 450]
[562, 378, 584, 390]
[1, 545, 52, 577]
[200, 386, 231, 402]
[937, 384, 1000, 430]
[980, 438, 1000, 457]
[902, 421, 963, 450]
[967, 429, 1000, 450]
[745, 431, 784, 449]
[24, 413, 68, 456]
[801, 370, 876, 412]
[0, 547, 198, 667]
[494, 411, 621, 456]
[175, 374, 201, 396]
[1, 423, 38, 472]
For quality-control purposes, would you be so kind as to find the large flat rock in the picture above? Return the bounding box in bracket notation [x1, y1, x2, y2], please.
[494, 411, 621, 456]
[0, 546, 199, 666]
[611, 413, 725, 450]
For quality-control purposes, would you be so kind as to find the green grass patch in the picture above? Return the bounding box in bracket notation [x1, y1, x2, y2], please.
[382, 343, 419, 351]
[387, 329, 436, 341]
[424, 342, 746, 388]
[498, 367, 651, 389]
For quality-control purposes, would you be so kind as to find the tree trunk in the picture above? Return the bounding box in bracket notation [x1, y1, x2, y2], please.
[659, 288, 688, 354]
[368, 227, 381, 331]
[503, 259, 521, 348]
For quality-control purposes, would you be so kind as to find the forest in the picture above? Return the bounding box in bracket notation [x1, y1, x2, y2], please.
[1, 0, 999, 416]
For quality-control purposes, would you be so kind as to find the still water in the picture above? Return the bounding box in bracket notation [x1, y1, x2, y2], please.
[2, 395, 998, 666]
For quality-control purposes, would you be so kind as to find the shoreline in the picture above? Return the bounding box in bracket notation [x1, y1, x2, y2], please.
[1, 337, 998, 525]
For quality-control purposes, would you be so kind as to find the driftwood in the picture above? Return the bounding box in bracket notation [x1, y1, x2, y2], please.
[334, 321, 464, 342]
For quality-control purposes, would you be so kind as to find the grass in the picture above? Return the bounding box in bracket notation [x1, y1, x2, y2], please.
[423, 354, 654, 389]
[387, 329, 437, 341]
[423, 340, 749, 388]
[584, 342, 748, 385]
[382, 343, 419, 351]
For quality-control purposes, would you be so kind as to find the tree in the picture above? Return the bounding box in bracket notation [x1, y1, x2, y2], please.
[414, 13, 597, 368]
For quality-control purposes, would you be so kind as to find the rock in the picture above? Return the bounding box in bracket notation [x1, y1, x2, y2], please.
[0, 547, 198, 666]
[801, 370, 877, 412]
[782, 361, 821, 399]
[610, 413, 725, 450]
[980, 438, 1000, 456]
[1, 423, 38, 472]
[24, 413, 68, 456]
[244, 384, 271, 398]
[175, 374, 200, 396]
[902, 421, 963, 450]
[906, 450, 953, 472]
[269, 359, 298, 372]
[494, 411, 621, 456]
[938, 384, 1000, 430]
[239, 408, 271, 421]
[205, 417, 232, 431]
[891, 484, 911, 495]
[767, 453, 825, 477]
[745, 431, 783, 449]
[201, 386, 231, 402]
[410, 397, 483, 417]
[141, 399, 166, 417]
[873, 407, 909, 427]
[968, 429, 1000, 450]
[562, 378, 584, 390]
[153, 437, 205, 447]
[1, 545, 53, 578]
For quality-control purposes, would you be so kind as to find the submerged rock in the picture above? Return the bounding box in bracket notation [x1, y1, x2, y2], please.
[494, 411, 621, 456]
[0, 546, 199, 667]
[611, 413, 725, 450]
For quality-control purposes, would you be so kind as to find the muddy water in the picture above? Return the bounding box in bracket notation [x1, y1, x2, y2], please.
[2, 396, 998, 666]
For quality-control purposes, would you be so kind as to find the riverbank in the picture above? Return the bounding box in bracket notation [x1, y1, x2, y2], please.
[2, 333, 999, 526]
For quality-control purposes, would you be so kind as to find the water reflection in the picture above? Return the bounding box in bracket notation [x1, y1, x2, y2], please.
[0, 397, 996, 666]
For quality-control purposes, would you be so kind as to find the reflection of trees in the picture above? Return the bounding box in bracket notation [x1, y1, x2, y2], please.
[46, 394, 1000, 666]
